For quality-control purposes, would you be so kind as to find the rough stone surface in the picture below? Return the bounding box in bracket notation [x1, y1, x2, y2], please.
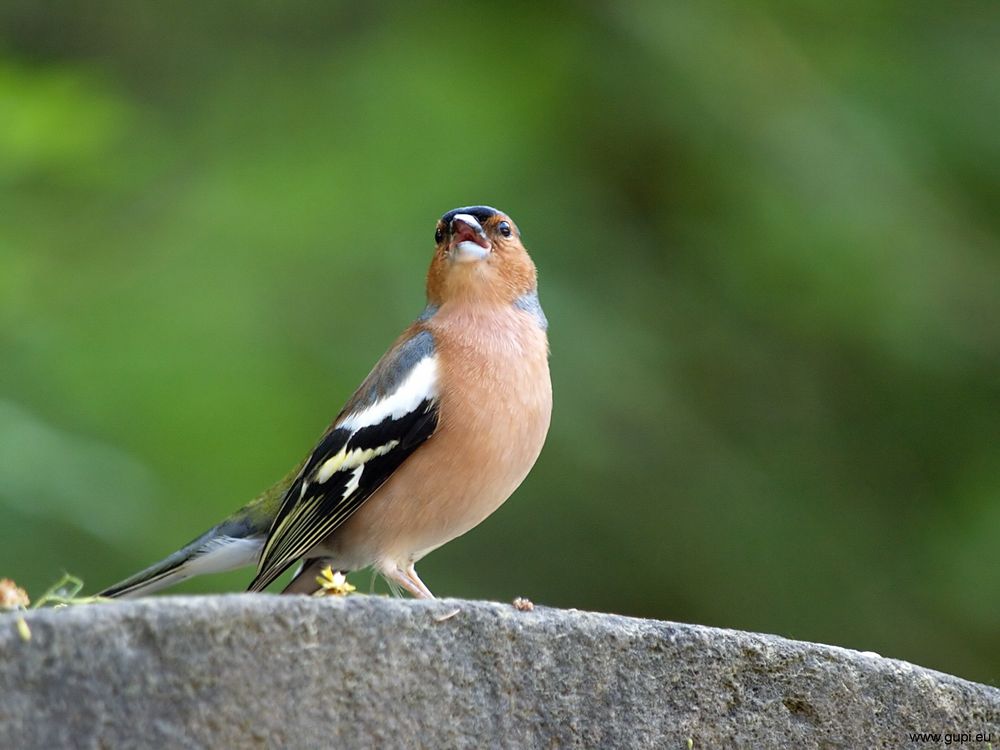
[1, 596, 997, 749]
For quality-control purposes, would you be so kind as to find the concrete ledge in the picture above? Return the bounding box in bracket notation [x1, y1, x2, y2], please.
[1, 596, 998, 748]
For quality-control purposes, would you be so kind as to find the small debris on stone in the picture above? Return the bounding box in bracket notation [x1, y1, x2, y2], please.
[0, 579, 30, 610]
[313, 567, 356, 597]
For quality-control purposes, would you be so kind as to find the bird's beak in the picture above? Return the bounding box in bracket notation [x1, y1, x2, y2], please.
[449, 214, 491, 263]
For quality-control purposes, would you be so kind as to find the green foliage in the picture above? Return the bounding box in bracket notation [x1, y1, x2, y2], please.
[28, 573, 105, 609]
[1, 1, 998, 683]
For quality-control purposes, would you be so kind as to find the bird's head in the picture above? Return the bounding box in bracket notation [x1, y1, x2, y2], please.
[426, 206, 537, 306]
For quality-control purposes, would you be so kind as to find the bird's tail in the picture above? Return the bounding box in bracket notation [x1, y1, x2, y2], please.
[98, 526, 265, 598]
[97, 497, 285, 599]
[97, 463, 300, 598]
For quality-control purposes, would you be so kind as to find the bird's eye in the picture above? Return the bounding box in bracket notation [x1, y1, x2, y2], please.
[498, 221, 512, 237]
[434, 227, 444, 243]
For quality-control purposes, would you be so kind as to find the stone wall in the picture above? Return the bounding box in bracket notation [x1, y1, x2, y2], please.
[1, 596, 997, 748]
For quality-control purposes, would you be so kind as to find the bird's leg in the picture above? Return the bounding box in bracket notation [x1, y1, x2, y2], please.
[404, 563, 436, 599]
[403, 564, 460, 620]
[378, 561, 434, 599]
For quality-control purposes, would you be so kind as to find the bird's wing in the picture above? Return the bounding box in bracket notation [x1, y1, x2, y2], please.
[248, 328, 440, 592]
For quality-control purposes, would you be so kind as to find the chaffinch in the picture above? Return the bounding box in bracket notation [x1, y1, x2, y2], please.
[100, 206, 551, 599]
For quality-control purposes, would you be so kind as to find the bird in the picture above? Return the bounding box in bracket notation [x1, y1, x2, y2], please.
[99, 205, 551, 599]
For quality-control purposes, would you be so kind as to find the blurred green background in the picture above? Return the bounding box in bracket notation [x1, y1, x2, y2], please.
[2, 1, 999, 684]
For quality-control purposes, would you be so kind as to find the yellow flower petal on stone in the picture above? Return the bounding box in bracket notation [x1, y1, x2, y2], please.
[313, 566, 356, 597]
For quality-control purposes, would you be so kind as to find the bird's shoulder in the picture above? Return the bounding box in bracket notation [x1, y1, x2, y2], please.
[336, 322, 438, 425]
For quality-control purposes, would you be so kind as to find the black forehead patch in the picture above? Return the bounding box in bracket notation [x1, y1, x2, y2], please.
[440, 205, 502, 225]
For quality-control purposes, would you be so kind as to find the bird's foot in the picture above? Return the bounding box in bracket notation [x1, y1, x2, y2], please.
[379, 561, 436, 599]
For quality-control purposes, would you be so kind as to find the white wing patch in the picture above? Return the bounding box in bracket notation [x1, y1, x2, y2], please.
[341, 355, 438, 431]
[343, 465, 365, 498]
[315, 440, 400, 483]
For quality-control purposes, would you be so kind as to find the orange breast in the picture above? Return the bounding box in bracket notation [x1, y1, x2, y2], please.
[325, 303, 551, 570]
